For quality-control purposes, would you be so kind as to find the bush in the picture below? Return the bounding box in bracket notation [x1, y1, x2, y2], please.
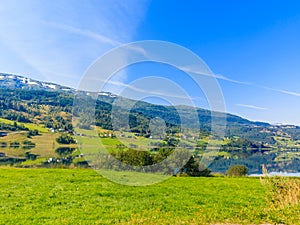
[22, 140, 35, 146]
[110, 148, 153, 167]
[25, 152, 38, 160]
[22, 140, 36, 150]
[9, 141, 20, 149]
[180, 156, 211, 177]
[0, 142, 7, 147]
[56, 134, 76, 144]
[27, 129, 39, 137]
[226, 164, 248, 177]
[73, 158, 89, 168]
[55, 147, 75, 156]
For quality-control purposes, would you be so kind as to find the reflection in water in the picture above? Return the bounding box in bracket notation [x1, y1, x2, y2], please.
[0, 143, 299, 174]
[21, 145, 35, 150]
[209, 149, 300, 174]
[0, 142, 7, 148]
[9, 143, 20, 149]
[0, 142, 35, 150]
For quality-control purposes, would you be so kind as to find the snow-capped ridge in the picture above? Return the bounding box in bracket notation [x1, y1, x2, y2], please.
[0, 73, 74, 92]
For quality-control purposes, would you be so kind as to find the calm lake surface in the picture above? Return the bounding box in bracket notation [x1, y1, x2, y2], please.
[1, 145, 300, 175]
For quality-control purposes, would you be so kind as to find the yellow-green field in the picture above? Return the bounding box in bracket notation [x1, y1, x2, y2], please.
[0, 132, 77, 159]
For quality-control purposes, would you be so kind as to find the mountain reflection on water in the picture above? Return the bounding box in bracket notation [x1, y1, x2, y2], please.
[209, 148, 300, 175]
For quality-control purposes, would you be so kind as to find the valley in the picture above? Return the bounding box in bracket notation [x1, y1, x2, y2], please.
[1, 73, 300, 174]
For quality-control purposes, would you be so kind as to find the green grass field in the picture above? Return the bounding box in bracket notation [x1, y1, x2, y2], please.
[0, 168, 299, 225]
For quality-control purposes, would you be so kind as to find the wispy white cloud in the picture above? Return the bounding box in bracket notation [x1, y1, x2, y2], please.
[180, 65, 300, 99]
[0, 0, 149, 87]
[180, 65, 300, 100]
[85, 77, 202, 104]
[262, 86, 300, 97]
[236, 103, 268, 110]
[278, 89, 300, 97]
[45, 22, 122, 47]
[214, 73, 252, 85]
[179, 66, 251, 85]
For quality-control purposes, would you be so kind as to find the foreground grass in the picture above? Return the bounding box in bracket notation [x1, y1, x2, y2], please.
[0, 168, 298, 225]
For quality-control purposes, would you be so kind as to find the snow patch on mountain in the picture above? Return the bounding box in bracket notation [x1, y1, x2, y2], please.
[0, 73, 74, 92]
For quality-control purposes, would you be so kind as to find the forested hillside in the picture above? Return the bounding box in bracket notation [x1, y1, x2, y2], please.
[1, 74, 300, 173]
[1, 76, 300, 146]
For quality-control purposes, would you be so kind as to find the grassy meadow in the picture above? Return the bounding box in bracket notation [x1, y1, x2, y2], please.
[0, 168, 299, 225]
[1, 119, 300, 224]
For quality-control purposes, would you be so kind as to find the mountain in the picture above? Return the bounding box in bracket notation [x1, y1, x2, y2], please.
[1, 72, 300, 146]
[0, 73, 74, 92]
[1, 72, 300, 173]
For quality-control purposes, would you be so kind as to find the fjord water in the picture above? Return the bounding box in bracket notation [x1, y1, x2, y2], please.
[1, 142, 300, 176]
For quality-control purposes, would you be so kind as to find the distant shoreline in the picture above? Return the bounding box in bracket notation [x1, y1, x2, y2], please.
[249, 172, 300, 177]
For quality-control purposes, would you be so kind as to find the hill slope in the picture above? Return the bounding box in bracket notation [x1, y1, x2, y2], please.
[1, 72, 300, 146]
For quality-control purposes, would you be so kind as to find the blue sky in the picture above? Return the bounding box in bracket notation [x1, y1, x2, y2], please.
[0, 0, 300, 125]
